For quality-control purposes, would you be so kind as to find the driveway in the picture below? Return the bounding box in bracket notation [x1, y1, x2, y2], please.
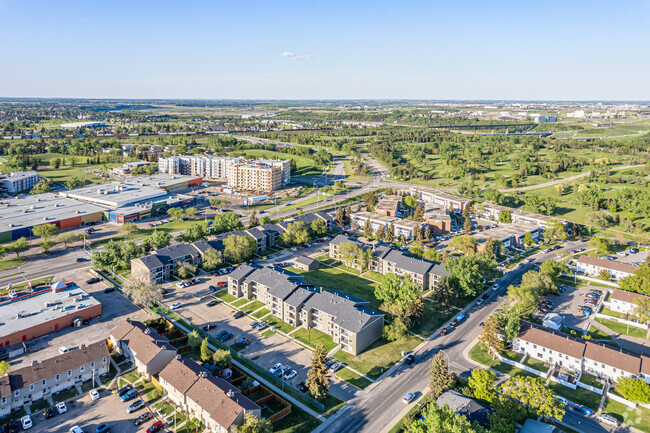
[536, 280, 603, 330]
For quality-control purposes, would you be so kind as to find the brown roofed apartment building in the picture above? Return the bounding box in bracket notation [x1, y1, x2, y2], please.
[576, 256, 638, 281]
[0, 341, 109, 417]
[583, 341, 641, 380]
[110, 319, 177, 380]
[609, 289, 650, 315]
[513, 325, 585, 373]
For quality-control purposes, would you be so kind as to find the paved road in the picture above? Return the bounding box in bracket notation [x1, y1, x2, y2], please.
[321, 240, 619, 433]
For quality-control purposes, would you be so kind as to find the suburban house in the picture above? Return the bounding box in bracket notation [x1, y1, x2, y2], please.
[575, 256, 639, 281]
[159, 357, 261, 433]
[0, 341, 110, 417]
[408, 187, 473, 213]
[512, 325, 585, 373]
[109, 320, 177, 380]
[329, 235, 449, 290]
[436, 390, 494, 428]
[609, 289, 649, 315]
[583, 341, 641, 381]
[228, 265, 384, 355]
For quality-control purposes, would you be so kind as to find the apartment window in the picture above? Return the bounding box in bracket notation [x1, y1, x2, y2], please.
[29, 384, 34, 391]
[14, 390, 19, 397]
[67, 370, 72, 377]
[1, 397, 6, 405]
[42, 380, 46, 387]
[56, 374, 60, 382]
[91, 361, 95, 368]
[533, 344, 537, 349]
[80, 365, 85, 372]
[613, 368, 617, 372]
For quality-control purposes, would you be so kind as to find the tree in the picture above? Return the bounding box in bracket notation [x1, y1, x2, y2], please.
[364, 191, 378, 209]
[203, 247, 223, 271]
[385, 224, 394, 242]
[479, 315, 505, 354]
[309, 218, 326, 238]
[236, 412, 273, 433]
[168, 207, 185, 222]
[65, 176, 85, 190]
[184, 207, 197, 220]
[429, 352, 453, 399]
[555, 183, 565, 196]
[248, 210, 259, 228]
[424, 225, 431, 241]
[212, 349, 232, 369]
[0, 360, 10, 376]
[123, 269, 162, 308]
[281, 221, 310, 246]
[363, 219, 372, 238]
[447, 254, 498, 298]
[200, 338, 211, 362]
[633, 297, 650, 323]
[544, 219, 567, 241]
[539, 259, 567, 283]
[413, 203, 425, 222]
[121, 222, 139, 234]
[468, 369, 497, 403]
[408, 403, 486, 433]
[598, 268, 612, 281]
[32, 223, 60, 241]
[30, 179, 52, 194]
[214, 212, 243, 233]
[463, 216, 472, 231]
[187, 330, 202, 350]
[57, 232, 77, 249]
[375, 273, 422, 326]
[334, 206, 346, 227]
[7, 237, 29, 258]
[450, 235, 477, 255]
[431, 277, 456, 310]
[617, 377, 650, 404]
[224, 234, 256, 263]
[620, 263, 650, 296]
[338, 241, 362, 269]
[176, 261, 197, 279]
[522, 232, 534, 246]
[589, 237, 612, 255]
[499, 376, 564, 420]
[498, 209, 512, 223]
[177, 221, 210, 242]
[383, 316, 408, 342]
[306, 344, 330, 399]
[259, 216, 271, 225]
[375, 225, 385, 240]
[39, 240, 55, 253]
[423, 248, 442, 262]
[150, 230, 171, 249]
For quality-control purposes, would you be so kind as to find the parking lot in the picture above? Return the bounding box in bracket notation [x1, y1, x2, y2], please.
[537, 281, 605, 330]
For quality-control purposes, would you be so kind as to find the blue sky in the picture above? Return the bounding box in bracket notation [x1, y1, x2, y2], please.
[1, 0, 648, 100]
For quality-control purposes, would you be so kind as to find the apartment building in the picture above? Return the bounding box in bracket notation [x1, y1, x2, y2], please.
[480, 203, 567, 229]
[350, 211, 424, 240]
[131, 243, 204, 283]
[227, 163, 284, 191]
[513, 325, 585, 373]
[0, 341, 109, 417]
[109, 320, 177, 380]
[251, 158, 291, 185]
[228, 265, 384, 355]
[159, 357, 261, 433]
[474, 223, 543, 250]
[575, 256, 639, 281]
[424, 204, 452, 234]
[583, 341, 641, 381]
[408, 187, 472, 213]
[609, 289, 649, 315]
[286, 211, 335, 232]
[375, 195, 402, 217]
[0, 171, 39, 194]
[158, 156, 243, 179]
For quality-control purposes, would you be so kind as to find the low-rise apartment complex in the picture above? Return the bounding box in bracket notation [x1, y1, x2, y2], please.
[228, 265, 384, 355]
[609, 289, 649, 315]
[0, 341, 110, 416]
[408, 187, 472, 213]
[575, 256, 638, 281]
[0, 171, 39, 194]
[350, 211, 424, 240]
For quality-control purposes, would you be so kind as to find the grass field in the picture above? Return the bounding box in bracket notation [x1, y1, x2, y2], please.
[468, 343, 537, 378]
[0, 256, 28, 272]
[33, 152, 120, 185]
[274, 405, 322, 433]
[595, 317, 647, 339]
[336, 368, 373, 390]
[603, 398, 650, 433]
[547, 382, 602, 411]
[292, 328, 337, 353]
[334, 336, 420, 380]
[412, 302, 456, 337]
[265, 315, 296, 334]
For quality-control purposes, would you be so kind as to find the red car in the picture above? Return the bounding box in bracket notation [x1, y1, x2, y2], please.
[217, 281, 227, 287]
[584, 299, 597, 305]
[439, 327, 449, 336]
[202, 323, 217, 331]
[146, 421, 163, 433]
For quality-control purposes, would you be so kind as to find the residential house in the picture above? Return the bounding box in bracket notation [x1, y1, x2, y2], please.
[609, 289, 649, 315]
[436, 390, 494, 428]
[512, 324, 585, 373]
[0, 341, 109, 416]
[109, 320, 177, 380]
[583, 341, 641, 381]
[576, 256, 639, 281]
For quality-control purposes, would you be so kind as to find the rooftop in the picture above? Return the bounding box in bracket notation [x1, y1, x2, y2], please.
[409, 187, 473, 204]
[0, 284, 100, 338]
[517, 323, 586, 359]
[584, 341, 641, 373]
[577, 255, 639, 274]
[60, 183, 167, 208]
[611, 289, 649, 304]
[0, 171, 39, 181]
[436, 390, 493, 428]
[0, 193, 108, 233]
[474, 222, 540, 242]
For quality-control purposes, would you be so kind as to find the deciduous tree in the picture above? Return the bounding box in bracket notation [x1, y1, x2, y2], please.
[617, 377, 650, 404]
[32, 223, 60, 241]
[499, 376, 564, 420]
[7, 237, 29, 258]
[236, 412, 273, 433]
[224, 234, 256, 263]
[123, 268, 162, 308]
[468, 369, 497, 403]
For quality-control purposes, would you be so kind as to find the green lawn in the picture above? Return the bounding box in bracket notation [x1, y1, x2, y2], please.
[603, 398, 650, 433]
[562, 326, 612, 341]
[579, 373, 603, 389]
[274, 404, 322, 433]
[522, 356, 549, 373]
[292, 328, 337, 353]
[334, 336, 421, 380]
[227, 148, 323, 177]
[214, 290, 236, 303]
[252, 308, 271, 319]
[0, 256, 28, 272]
[53, 387, 79, 403]
[547, 382, 602, 411]
[122, 370, 142, 384]
[37, 153, 120, 185]
[412, 302, 456, 338]
[362, 270, 384, 282]
[265, 315, 296, 334]
[469, 343, 538, 378]
[595, 318, 647, 339]
[291, 267, 381, 310]
[240, 300, 265, 313]
[336, 368, 373, 390]
[231, 298, 247, 308]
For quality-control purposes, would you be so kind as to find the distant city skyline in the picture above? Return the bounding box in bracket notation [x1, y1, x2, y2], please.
[1, 0, 648, 100]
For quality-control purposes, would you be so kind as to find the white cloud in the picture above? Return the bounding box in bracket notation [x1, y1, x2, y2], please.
[282, 51, 311, 61]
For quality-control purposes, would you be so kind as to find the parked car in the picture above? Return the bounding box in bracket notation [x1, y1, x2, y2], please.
[554, 395, 568, 406]
[218, 281, 227, 287]
[134, 412, 153, 426]
[298, 382, 309, 393]
[202, 324, 217, 331]
[284, 370, 297, 380]
[450, 314, 465, 327]
[249, 321, 259, 329]
[20, 416, 32, 430]
[126, 399, 145, 413]
[89, 389, 100, 401]
[104, 287, 116, 293]
[402, 392, 415, 404]
[69, 426, 84, 433]
[86, 277, 101, 284]
[56, 402, 68, 414]
[208, 285, 216, 291]
[270, 363, 283, 375]
[120, 388, 138, 402]
[597, 414, 619, 427]
[117, 384, 132, 397]
[170, 302, 182, 309]
[481, 293, 489, 300]
[220, 332, 233, 342]
[207, 300, 218, 307]
[146, 422, 164, 433]
[329, 363, 342, 373]
[573, 404, 593, 415]
[44, 407, 55, 419]
[59, 346, 69, 354]
[256, 321, 268, 331]
[475, 298, 484, 306]
[95, 423, 111, 433]
[439, 327, 449, 336]
[76, 257, 90, 262]
[491, 284, 499, 291]
[404, 354, 415, 365]
[584, 299, 597, 305]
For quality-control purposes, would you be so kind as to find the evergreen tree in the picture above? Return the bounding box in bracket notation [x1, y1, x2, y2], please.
[424, 225, 431, 241]
[248, 210, 259, 228]
[363, 219, 372, 239]
[385, 224, 394, 242]
[375, 225, 385, 240]
[306, 344, 330, 399]
[429, 352, 453, 399]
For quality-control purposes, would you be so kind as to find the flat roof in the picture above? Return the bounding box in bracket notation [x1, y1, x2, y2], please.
[111, 194, 193, 216]
[60, 183, 167, 208]
[126, 174, 202, 189]
[60, 121, 105, 129]
[0, 193, 108, 233]
[474, 222, 539, 242]
[0, 285, 100, 338]
[0, 171, 39, 181]
[351, 211, 395, 224]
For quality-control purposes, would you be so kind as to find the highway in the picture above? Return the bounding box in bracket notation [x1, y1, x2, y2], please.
[321, 240, 620, 433]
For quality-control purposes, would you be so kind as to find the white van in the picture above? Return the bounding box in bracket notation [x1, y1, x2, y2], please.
[597, 414, 619, 427]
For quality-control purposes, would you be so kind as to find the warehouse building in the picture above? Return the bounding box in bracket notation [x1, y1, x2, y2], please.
[0, 282, 101, 349]
[0, 193, 107, 242]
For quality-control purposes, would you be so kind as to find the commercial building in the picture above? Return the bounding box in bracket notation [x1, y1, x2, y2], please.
[228, 265, 384, 355]
[227, 163, 284, 192]
[0, 171, 39, 194]
[0, 341, 110, 416]
[0, 282, 101, 349]
[106, 194, 195, 224]
[575, 256, 638, 281]
[0, 193, 106, 242]
[408, 187, 472, 213]
[159, 358, 261, 433]
[109, 319, 177, 380]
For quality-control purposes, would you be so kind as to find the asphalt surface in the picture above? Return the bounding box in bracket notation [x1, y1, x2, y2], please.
[321, 240, 621, 433]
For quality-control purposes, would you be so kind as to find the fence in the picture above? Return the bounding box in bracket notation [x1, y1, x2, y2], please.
[561, 273, 619, 288]
[548, 375, 577, 389]
[594, 312, 649, 330]
[576, 380, 604, 395]
[495, 352, 549, 379]
[607, 391, 636, 408]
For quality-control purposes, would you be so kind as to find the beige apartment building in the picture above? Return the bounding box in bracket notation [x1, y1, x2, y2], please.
[226, 163, 283, 191]
[228, 265, 384, 355]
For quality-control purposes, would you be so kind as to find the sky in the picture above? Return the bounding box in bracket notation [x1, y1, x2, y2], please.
[1, 0, 649, 100]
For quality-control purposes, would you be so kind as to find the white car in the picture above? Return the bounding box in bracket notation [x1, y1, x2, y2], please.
[170, 302, 182, 309]
[291, 247, 298, 251]
[59, 346, 69, 354]
[284, 370, 297, 380]
[176, 282, 185, 289]
[56, 401, 68, 414]
[70, 426, 85, 433]
[597, 414, 619, 427]
[21, 415, 32, 429]
[491, 284, 499, 291]
[269, 363, 283, 374]
[89, 389, 100, 401]
[475, 298, 484, 306]
[402, 392, 415, 404]
[554, 395, 568, 406]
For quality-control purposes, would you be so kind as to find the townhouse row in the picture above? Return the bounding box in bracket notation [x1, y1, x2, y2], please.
[131, 212, 334, 282]
[228, 265, 384, 355]
[0, 341, 110, 417]
[329, 234, 449, 291]
[575, 255, 639, 281]
[110, 319, 260, 433]
[513, 324, 650, 382]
